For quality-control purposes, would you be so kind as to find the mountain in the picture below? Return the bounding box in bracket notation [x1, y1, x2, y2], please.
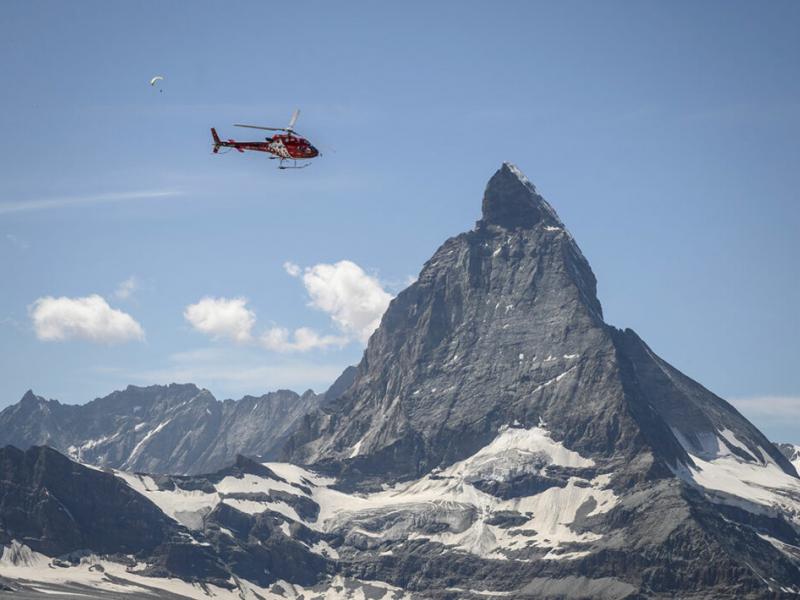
[279, 163, 800, 596]
[0, 445, 176, 557]
[286, 163, 795, 485]
[0, 446, 336, 597]
[0, 367, 355, 475]
[3, 435, 799, 598]
[1, 163, 799, 598]
[779, 443, 800, 473]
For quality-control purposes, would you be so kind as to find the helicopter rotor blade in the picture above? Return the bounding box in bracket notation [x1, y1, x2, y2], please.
[234, 124, 286, 132]
[287, 109, 300, 132]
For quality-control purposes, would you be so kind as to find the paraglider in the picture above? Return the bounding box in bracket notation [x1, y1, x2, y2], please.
[149, 76, 164, 93]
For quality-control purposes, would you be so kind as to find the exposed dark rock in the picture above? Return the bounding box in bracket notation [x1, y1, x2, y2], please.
[486, 510, 529, 528]
[472, 472, 566, 499]
[0, 445, 175, 556]
[202, 504, 331, 587]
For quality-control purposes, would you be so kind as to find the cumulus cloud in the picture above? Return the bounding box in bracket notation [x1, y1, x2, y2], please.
[184, 297, 255, 343]
[114, 276, 139, 300]
[287, 260, 392, 342]
[261, 326, 347, 353]
[185, 260, 392, 354]
[30, 295, 144, 344]
[283, 261, 301, 277]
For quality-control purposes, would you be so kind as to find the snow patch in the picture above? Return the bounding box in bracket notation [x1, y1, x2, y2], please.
[314, 425, 614, 560]
[0, 541, 49, 569]
[116, 471, 218, 529]
[349, 436, 366, 458]
[529, 366, 577, 396]
[102, 425, 615, 575]
[718, 428, 760, 462]
[673, 433, 800, 530]
[446, 424, 594, 483]
[123, 419, 172, 468]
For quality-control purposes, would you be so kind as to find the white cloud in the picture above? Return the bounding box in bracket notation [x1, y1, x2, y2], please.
[261, 326, 347, 353]
[114, 276, 139, 300]
[730, 395, 800, 419]
[185, 259, 392, 354]
[283, 261, 301, 277]
[184, 297, 255, 343]
[30, 295, 145, 344]
[295, 260, 392, 343]
[0, 189, 182, 215]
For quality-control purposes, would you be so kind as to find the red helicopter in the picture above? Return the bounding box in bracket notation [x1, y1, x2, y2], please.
[211, 109, 319, 169]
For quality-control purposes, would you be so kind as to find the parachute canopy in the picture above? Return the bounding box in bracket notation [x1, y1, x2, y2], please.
[149, 76, 164, 86]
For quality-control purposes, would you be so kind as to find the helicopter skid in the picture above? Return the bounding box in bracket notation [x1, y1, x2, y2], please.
[278, 160, 311, 170]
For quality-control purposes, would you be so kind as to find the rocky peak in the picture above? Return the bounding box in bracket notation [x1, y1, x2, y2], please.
[19, 390, 43, 407]
[284, 164, 615, 478]
[479, 162, 562, 229]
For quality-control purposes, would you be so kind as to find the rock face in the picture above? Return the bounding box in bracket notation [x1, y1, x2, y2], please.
[0, 368, 355, 475]
[779, 443, 800, 472]
[0, 445, 175, 556]
[0, 446, 332, 593]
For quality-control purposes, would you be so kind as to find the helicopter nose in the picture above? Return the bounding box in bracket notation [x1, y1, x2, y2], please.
[309, 146, 319, 157]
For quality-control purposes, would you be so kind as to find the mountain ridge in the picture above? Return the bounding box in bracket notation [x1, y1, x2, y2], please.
[0, 367, 356, 475]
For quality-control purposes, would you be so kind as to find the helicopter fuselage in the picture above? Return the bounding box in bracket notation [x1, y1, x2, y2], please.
[211, 129, 318, 161]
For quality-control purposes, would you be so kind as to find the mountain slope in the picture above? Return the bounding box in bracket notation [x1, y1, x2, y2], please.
[0, 366, 355, 475]
[779, 443, 800, 472]
[0, 445, 176, 557]
[0, 447, 339, 597]
[3, 434, 799, 598]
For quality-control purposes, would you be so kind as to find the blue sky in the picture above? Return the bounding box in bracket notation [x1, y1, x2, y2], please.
[1, 1, 798, 443]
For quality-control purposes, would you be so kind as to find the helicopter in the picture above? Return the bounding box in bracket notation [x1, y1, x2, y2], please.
[211, 109, 319, 169]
